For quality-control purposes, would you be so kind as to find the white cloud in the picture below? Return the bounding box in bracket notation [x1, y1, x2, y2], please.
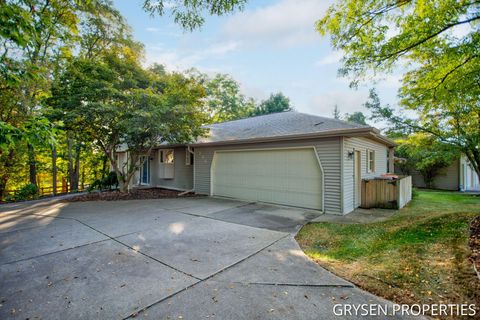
[315, 51, 343, 66]
[146, 27, 160, 33]
[145, 41, 240, 70]
[305, 90, 370, 116]
[204, 41, 240, 55]
[221, 0, 330, 47]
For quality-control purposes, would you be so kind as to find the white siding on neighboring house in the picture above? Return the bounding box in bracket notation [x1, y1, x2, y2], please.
[194, 137, 343, 214]
[460, 156, 480, 191]
[342, 137, 389, 214]
[403, 160, 460, 191]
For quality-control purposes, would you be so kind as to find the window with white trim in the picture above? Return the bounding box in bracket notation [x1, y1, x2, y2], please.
[367, 149, 375, 173]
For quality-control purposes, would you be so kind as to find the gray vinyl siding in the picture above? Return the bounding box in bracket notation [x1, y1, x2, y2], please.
[194, 137, 342, 214]
[343, 137, 389, 214]
[151, 147, 193, 190]
[396, 159, 459, 191]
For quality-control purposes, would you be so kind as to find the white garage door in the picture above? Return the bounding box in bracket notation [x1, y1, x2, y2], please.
[211, 148, 323, 210]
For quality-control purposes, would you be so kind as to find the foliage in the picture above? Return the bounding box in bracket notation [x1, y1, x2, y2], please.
[332, 105, 341, 119]
[251, 92, 292, 116]
[0, 0, 121, 199]
[297, 190, 480, 313]
[189, 71, 255, 123]
[345, 111, 367, 125]
[395, 133, 458, 188]
[318, 0, 480, 181]
[88, 171, 118, 192]
[411, 187, 419, 199]
[50, 52, 207, 192]
[142, 0, 246, 30]
[6, 183, 39, 202]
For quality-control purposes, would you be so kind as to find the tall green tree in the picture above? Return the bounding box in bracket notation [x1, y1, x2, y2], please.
[190, 72, 255, 123]
[50, 53, 207, 192]
[332, 104, 341, 119]
[0, 0, 104, 197]
[317, 0, 480, 180]
[251, 92, 292, 116]
[345, 111, 367, 125]
[395, 133, 458, 188]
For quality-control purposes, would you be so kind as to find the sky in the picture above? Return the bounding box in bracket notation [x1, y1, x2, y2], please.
[113, 0, 401, 121]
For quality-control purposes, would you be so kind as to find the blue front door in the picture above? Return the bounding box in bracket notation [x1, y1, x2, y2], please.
[140, 156, 150, 184]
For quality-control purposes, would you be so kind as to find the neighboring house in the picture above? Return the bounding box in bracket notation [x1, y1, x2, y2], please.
[396, 156, 479, 192]
[117, 111, 396, 215]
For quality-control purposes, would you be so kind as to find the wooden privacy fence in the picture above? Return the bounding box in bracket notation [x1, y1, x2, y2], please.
[361, 176, 412, 209]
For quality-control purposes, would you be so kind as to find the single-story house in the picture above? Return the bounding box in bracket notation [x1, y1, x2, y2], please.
[116, 111, 397, 215]
[396, 156, 479, 192]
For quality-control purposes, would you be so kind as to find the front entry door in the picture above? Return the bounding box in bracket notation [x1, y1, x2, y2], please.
[140, 156, 150, 185]
[354, 150, 361, 208]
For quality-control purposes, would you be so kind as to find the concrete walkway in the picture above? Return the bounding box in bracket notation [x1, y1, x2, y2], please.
[312, 208, 397, 224]
[0, 197, 413, 319]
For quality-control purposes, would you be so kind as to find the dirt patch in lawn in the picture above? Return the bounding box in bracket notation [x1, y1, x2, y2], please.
[64, 188, 199, 202]
[469, 215, 480, 278]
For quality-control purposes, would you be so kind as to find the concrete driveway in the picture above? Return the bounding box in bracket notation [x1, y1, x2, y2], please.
[0, 197, 408, 319]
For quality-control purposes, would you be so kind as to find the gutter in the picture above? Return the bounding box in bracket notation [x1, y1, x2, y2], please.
[189, 127, 377, 147]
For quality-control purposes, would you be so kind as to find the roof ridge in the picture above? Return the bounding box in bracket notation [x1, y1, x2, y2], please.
[207, 110, 295, 126]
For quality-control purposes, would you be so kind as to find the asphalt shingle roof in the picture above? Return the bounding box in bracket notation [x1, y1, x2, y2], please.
[195, 111, 371, 144]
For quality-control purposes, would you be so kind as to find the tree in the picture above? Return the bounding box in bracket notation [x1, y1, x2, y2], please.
[317, 0, 480, 181]
[0, 0, 114, 196]
[251, 92, 292, 116]
[142, 0, 246, 30]
[50, 53, 207, 192]
[395, 133, 458, 189]
[189, 72, 255, 123]
[345, 111, 367, 125]
[332, 105, 341, 119]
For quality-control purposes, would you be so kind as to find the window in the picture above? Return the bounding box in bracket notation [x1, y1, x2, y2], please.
[159, 150, 174, 164]
[185, 148, 194, 165]
[367, 149, 375, 173]
[165, 150, 174, 164]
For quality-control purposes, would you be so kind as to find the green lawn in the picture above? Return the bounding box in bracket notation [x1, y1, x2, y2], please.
[296, 190, 480, 317]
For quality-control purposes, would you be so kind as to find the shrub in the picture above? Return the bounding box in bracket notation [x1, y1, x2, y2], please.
[88, 172, 119, 192]
[7, 183, 39, 201]
[412, 187, 419, 199]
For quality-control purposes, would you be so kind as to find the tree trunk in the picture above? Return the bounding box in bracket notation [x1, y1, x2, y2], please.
[71, 143, 81, 192]
[101, 155, 108, 179]
[28, 143, 37, 186]
[118, 180, 128, 193]
[52, 146, 57, 196]
[80, 164, 85, 190]
[67, 137, 74, 192]
[0, 150, 15, 201]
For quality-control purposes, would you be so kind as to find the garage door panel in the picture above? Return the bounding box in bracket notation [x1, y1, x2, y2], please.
[212, 148, 323, 210]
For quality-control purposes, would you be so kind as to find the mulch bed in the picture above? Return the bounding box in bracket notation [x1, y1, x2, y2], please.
[469, 215, 480, 279]
[64, 188, 199, 202]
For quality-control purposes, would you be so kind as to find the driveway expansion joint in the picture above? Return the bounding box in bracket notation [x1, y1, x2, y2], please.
[3, 210, 203, 280]
[229, 281, 354, 288]
[123, 233, 290, 320]
[72, 219, 203, 281]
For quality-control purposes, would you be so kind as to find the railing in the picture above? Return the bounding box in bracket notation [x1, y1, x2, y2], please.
[361, 176, 412, 209]
[4, 184, 88, 200]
